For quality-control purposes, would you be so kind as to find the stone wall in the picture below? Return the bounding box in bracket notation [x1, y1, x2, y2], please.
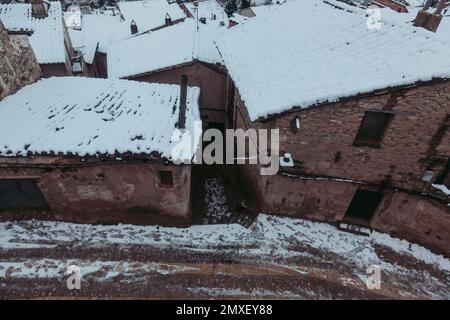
[233, 81, 450, 256]
[271, 81, 450, 191]
[0, 21, 41, 100]
[0, 156, 192, 226]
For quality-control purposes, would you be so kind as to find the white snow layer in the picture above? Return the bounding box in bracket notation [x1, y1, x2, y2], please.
[0, 214, 449, 273]
[215, 0, 450, 120]
[117, 0, 186, 32]
[0, 77, 201, 158]
[108, 0, 227, 78]
[0, 2, 66, 64]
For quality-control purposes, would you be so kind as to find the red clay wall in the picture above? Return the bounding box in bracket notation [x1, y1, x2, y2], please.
[271, 81, 450, 191]
[0, 156, 192, 226]
[40, 63, 72, 77]
[233, 81, 450, 256]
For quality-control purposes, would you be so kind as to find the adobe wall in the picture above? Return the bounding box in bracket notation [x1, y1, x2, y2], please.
[0, 156, 192, 226]
[40, 63, 72, 77]
[271, 81, 450, 191]
[0, 21, 41, 100]
[233, 81, 450, 256]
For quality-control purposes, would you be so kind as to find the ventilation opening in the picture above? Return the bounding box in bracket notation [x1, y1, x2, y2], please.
[158, 171, 173, 187]
[344, 189, 383, 225]
[0, 179, 48, 210]
[354, 111, 393, 147]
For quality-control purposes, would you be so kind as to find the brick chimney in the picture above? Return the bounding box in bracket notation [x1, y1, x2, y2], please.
[178, 75, 188, 129]
[413, 0, 446, 33]
[165, 13, 173, 26]
[31, 0, 48, 19]
[130, 20, 138, 35]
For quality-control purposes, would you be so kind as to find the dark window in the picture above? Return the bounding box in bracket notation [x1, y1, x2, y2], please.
[0, 179, 47, 209]
[354, 111, 393, 147]
[159, 171, 173, 187]
[290, 116, 301, 132]
[344, 190, 383, 224]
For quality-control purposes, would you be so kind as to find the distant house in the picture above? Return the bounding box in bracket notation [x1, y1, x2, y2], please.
[0, 1, 86, 77]
[216, 0, 450, 255]
[0, 77, 201, 225]
[108, 0, 230, 132]
[65, 0, 190, 78]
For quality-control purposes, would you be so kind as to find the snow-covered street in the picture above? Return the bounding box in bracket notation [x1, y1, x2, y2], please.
[0, 214, 449, 299]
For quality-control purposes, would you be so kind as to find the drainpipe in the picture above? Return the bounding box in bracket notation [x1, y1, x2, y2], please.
[178, 75, 188, 129]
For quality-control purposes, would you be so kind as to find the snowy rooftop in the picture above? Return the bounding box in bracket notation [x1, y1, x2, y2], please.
[68, 13, 122, 64]
[108, 1, 227, 79]
[108, 19, 224, 78]
[216, 0, 450, 121]
[0, 2, 66, 64]
[117, 0, 187, 32]
[0, 77, 201, 158]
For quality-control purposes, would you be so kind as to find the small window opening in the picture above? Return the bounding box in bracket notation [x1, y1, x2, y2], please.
[159, 171, 173, 187]
[354, 111, 393, 147]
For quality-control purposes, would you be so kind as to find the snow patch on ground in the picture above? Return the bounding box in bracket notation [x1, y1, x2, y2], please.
[1, 214, 449, 273]
[0, 259, 199, 279]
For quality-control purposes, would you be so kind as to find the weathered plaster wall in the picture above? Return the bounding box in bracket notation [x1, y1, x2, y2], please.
[0, 21, 41, 100]
[0, 156, 192, 226]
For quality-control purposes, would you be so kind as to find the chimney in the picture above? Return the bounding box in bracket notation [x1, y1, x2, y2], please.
[165, 13, 173, 26]
[423, 0, 432, 10]
[31, 0, 48, 19]
[434, 0, 446, 15]
[130, 20, 138, 35]
[413, 0, 445, 33]
[178, 75, 188, 129]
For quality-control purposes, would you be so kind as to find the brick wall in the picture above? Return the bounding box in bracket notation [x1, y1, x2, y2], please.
[0, 21, 41, 100]
[0, 156, 192, 226]
[273, 81, 450, 191]
[233, 81, 450, 256]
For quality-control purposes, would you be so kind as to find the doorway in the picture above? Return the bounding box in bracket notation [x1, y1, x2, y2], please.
[344, 189, 383, 225]
[0, 179, 48, 209]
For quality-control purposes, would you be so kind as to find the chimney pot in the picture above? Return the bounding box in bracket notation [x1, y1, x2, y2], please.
[178, 75, 188, 129]
[165, 13, 173, 26]
[31, 0, 48, 19]
[423, 0, 433, 11]
[130, 20, 138, 35]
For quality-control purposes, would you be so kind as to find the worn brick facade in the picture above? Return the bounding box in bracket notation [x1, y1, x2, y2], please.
[233, 80, 450, 256]
[0, 156, 192, 226]
[0, 21, 41, 100]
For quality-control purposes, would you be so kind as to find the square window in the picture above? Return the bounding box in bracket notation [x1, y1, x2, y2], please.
[158, 171, 173, 187]
[354, 111, 393, 147]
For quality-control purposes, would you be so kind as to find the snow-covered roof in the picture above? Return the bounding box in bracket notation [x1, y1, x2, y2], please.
[108, 10, 226, 79]
[0, 2, 66, 64]
[69, 13, 122, 64]
[216, 0, 450, 121]
[117, 0, 186, 31]
[0, 77, 201, 158]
